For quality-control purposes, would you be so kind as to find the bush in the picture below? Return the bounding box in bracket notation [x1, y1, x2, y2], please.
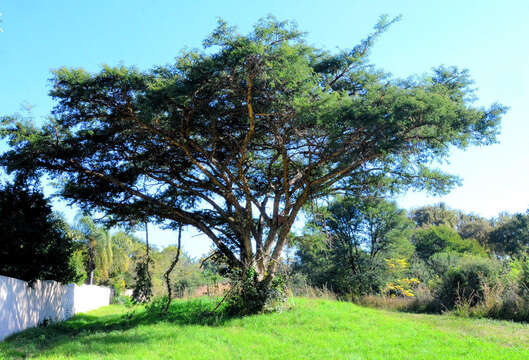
[224, 268, 288, 315]
[434, 255, 500, 310]
[519, 257, 529, 299]
[113, 295, 134, 307]
[146, 296, 170, 314]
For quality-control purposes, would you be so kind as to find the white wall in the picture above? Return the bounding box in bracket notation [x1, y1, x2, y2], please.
[0, 275, 111, 341]
[73, 284, 112, 314]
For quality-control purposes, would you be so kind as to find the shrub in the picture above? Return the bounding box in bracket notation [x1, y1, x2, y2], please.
[357, 284, 439, 313]
[113, 295, 134, 307]
[224, 268, 288, 315]
[146, 296, 170, 314]
[519, 257, 529, 299]
[434, 255, 500, 310]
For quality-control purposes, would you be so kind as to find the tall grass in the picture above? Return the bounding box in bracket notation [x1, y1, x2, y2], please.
[357, 280, 529, 323]
[450, 280, 529, 322]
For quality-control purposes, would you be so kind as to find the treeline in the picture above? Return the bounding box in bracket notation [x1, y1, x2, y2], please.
[3, 184, 529, 321]
[291, 197, 529, 321]
[68, 215, 222, 298]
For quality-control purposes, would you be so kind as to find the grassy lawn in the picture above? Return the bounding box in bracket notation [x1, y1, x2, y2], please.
[2, 298, 529, 359]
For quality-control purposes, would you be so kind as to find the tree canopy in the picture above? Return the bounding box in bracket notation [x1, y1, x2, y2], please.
[412, 224, 486, 261]
[489, 212, 529, 256]
[0, 16, 506, 300]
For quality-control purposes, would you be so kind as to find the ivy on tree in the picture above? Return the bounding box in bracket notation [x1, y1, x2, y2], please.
[0, 16, 506, 310]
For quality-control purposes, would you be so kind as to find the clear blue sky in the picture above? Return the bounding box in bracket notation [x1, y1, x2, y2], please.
[1, 1, 528, 257]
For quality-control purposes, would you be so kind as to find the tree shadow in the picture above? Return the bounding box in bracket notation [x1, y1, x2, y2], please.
[0, 299, 239, 358]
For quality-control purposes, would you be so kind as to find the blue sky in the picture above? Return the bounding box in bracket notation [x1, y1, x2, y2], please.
[1, 1, 528, 257]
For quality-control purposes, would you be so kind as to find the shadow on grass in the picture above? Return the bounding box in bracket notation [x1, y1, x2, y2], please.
[0, 299, 237, 359]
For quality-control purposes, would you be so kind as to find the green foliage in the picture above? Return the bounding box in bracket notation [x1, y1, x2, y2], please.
[489, 212, 529, 256]
[433, 255, 501, 310]
[224, 267, 288, 315]
[411, 203, 460, 228]
[510, 255, 529, 299]
[296, 197, 414, 296]
[69, 248, 88, 285]
[70, 214, 142, 287]
[145, 296, 170, 315]
[149, 246, 214, 298]
[113, 295, 133, 307]
[132, 259, 153, 304]
[0, 16, 506, 314]
[457, 213, 493, 246]
[413, 225, 486, 261]
[0, 184, 80, 284]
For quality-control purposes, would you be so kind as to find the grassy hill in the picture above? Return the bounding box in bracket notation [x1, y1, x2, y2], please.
[2, 298, 529, 359]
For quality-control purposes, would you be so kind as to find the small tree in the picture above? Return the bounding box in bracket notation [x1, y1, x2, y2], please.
[132, 223, 153, 303]
[296, 197, 414, 296]
[132, 259, 153, 303]
[0, 184, 80, 284]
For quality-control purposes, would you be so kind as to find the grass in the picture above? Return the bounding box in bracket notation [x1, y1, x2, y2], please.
[2, 298, 529, 359]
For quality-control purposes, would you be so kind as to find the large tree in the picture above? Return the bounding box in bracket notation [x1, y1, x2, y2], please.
[0, 17, 505, 307]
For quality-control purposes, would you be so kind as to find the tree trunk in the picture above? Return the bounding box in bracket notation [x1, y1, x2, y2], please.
[163, 223, 182, 313]
[145, 221, 150, 277]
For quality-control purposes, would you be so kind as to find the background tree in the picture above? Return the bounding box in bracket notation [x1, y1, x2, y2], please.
[132, 223, 154, 303]
[108, 231, 135, 289]
[0, 16, 505, 311]
[295, 197, 414, 296]
[0, 183, 80, 284]
[410, 203, 459, 229]
[71, 214, 140, 287]
[489, 212, 529, 256]
[457, 213, 493, 247]
[412, 225, 486, 262]
[72, 214, 111, 285]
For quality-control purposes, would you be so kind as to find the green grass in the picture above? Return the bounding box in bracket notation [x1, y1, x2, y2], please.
[2, 298, 529, 359]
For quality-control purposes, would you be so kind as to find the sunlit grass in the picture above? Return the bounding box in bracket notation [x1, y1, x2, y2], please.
[2, 298, 529, 359]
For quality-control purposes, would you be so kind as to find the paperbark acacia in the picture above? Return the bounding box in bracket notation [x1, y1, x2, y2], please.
[1, 17, 505, 291]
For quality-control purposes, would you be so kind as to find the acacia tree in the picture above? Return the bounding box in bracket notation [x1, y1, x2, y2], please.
[0, 17, 505, 309]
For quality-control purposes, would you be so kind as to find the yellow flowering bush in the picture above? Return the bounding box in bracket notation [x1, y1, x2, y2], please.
[383, 258, 420, 297]
[383, 278, 420, 297]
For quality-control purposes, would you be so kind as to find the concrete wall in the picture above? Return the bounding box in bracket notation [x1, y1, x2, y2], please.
[0, 275, 111, 341]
